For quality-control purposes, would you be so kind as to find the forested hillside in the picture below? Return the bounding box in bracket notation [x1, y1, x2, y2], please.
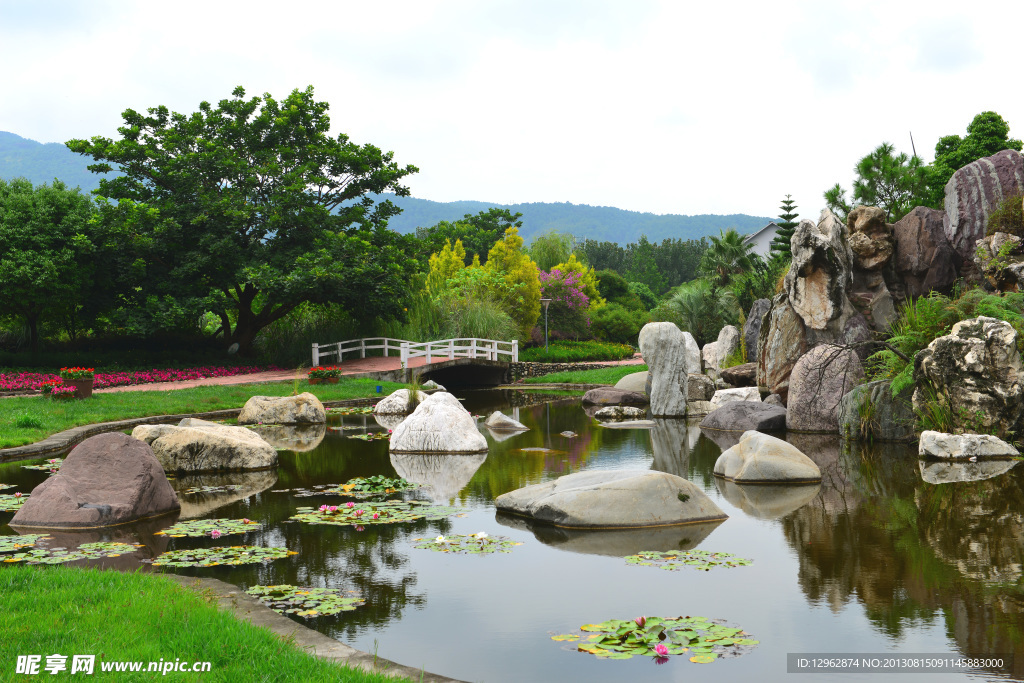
[0, 130, 771, 244]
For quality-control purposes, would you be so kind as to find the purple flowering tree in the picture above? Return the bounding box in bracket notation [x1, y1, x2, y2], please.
[539, 268, 590, 339]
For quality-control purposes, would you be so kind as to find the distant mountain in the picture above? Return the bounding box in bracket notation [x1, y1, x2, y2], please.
[0, 130, 773, 244]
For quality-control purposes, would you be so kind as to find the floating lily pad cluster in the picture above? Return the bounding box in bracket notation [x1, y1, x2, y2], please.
[553, 616, 759, 663]
[625, 550, 753, 572]
[291, 500, 462, 527]
[179, 485, 245, 496]
[414, 533, 522, 555]
[245, 585, 365, 617]
[327, 426, 363, 432]
[346, 431, 390, 441]
[155, 518, 261, 538]
[2, 541, 144, 565]
[0, 493, 28, 512]
[328, 406, 374, 415]
[0, 484, 13, 491]
[0, 534, 49, 553]
[148, 545, 297, 568]
[22, 458, 62, 473]
[332, 476, 419, 497]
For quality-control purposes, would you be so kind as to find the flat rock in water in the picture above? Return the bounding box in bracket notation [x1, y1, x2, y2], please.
[133, 418, 278, 473]
[613, 371, 648, 394]
[598, 420, 656, 429]
[918, 430, 1019, 459]
[389, 392, 488, 453]
[594, 406, 646, 421]
[494, 469, 727, 528]
[710, 386, 761, 409]
[581, 387, 648, 406]
[237, 393, 325, 425]
[714, 430, 821, 483]
[484, 411, 529, 431]
[11, 433, 179, 529]
[700, 401, 787, 432]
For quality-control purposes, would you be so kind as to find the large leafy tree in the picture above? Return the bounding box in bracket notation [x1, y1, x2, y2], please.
[415, 208, 523, 266]
[483, 227, 541, 340]
[67, 86, 418, 354]
[769, 195, 799, 258]
[825, 143, 929, 223]
[926, 111, 1023, 206]
[0, 178, 98, 352]
[698, 228, 756, 286]
[625, 234, 668, 294]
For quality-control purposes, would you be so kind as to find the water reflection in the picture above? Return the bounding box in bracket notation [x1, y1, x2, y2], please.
[715, 479, 820, 519]
[649, 418, 701, 476]
[248, 424, 326, 451]
[496, 511, 723, 556]
[174, 470, 278, 519]
[920, 459, 1020, 485]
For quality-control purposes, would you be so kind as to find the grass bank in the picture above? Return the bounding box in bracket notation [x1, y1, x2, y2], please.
[0, 378, 404, 449]
[0, 565, 405, 682]
[522, 364, 647, 386]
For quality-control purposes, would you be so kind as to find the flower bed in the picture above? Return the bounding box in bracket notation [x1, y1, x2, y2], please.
[0, 365, 285, 394]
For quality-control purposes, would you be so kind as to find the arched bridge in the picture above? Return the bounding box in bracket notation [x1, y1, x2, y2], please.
[312, 337, 518, 387]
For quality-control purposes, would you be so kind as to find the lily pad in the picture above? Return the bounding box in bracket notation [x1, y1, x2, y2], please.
[291, 500, 462, 527]
[328, 406, 374, 415]
[0, 493, 28, 512]
[179, 485, 246, 496]
[155, 518, 261, 538]
[550, 634, 580, 642]
[413, 533, 522, 554]
[346, 431, 391, 441]
[21, 458, 62, 473]
[0, 484, 13, 491]
[2, 541, 144, 565]
[148, 545, 297, 568]
[560, 616, 758, 662]
[245, 585, 365, 617]
[0, 534, 50, 553]
[625, 549, 753, 572]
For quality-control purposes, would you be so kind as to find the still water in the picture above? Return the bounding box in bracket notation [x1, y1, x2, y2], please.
[2, 389, 1023, 682]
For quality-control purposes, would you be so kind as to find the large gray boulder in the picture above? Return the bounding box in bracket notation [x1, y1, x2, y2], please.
[699, 401, 787, 432]
[613, 371, 648, 394]
[743, 298, 772, 363]
[701, 325, 741, 380]
[237, 393, 325, 425]
[913, 317, 1024, 440]
[944, 149, 1024, 262]
[594, 406, 646, 421]
[837, 380, 915, 442]
[637, 322, 689, 416]
[581, 387, 648, 406]
[484, 411, 528, 432]
[373, 389, 428, 415]
[132, 418, 278, 473]
[918, 430, 1020, 459]
[709, 386, 760, 409]
[10, 433, 179, 528]
[495, 469, 727, 528]
[687, 373, 715, 400]
[714, 430, 821, 483]
[389, 392, 488, 453]
[894, 206, 960, 298]
[786, 345, 865, 432]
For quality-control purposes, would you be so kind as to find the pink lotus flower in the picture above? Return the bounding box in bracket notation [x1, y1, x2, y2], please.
[354, 525, 365, 531]
[210, 530, 222, 539]
[328, 506, 338, 512]
[371, 512, 380, 520]
[318, 505, 330, 512]
[14, 492, 22, 498]
[354, 509, 364, 517]
[654, 643, 668, 656]
[634, 616, 646, 628]
[346, 502, 355, 508]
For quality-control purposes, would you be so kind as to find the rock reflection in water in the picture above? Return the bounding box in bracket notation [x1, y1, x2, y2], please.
[486, 426, 525, 442]
[173, 470, 278, 519]
[10, 515, 171, 569]
[715, 478, 820, 519]
[248, 423, 326, 452]
[920, 459, 1019, 485]
[374, 414, 405, 431]
[389, 453, 487, 502]
[649, 418, 701, 476]
[495, 511, 723, 556]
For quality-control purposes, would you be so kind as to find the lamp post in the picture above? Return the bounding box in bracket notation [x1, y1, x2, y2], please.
[540, 298, 552, 352]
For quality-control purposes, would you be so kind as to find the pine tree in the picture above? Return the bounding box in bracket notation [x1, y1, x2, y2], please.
[769, 195, 799, 258]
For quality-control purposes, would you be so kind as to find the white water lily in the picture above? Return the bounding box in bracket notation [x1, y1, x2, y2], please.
[435, 535, 445, 543]
[476, 532, 488, 539]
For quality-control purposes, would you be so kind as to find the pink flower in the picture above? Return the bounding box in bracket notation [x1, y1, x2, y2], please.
[328, 506, 338, 512]
[354, 525, 365, 531]
[634, 616, 646, 628]
[318, 505, 329, 512]
[654, 643, 668, 656]
[354, 509, 364, 517]
[210, 530, 222, 539]
[14, 492, 22, 498]
[371, 512, 380, 520]
[346, 502, 355, 508]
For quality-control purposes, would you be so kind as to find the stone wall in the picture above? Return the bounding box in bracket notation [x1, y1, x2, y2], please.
[509, 362, 630, 380]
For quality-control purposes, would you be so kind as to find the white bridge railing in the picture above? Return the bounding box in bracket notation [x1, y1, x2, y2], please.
[312, 337, 518, 367]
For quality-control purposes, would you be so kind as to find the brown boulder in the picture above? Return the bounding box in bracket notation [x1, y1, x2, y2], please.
[894, 206, 961, 297]
[786, 345, 865, 433]
[944, 149, 1024, 262]
[581, 387, 649, 406]
[720, 363, 756, 387]
[10, 433, 179, 529]
[847, 206, 894, 271]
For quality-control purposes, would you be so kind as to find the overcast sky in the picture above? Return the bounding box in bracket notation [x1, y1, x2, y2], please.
[2, 0, 1021, 219]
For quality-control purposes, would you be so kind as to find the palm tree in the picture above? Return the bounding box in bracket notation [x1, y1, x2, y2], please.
[699, 228, 756, 286]
[667, 279, 739, 347]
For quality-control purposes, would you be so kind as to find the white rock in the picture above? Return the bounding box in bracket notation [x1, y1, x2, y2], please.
[132, 418, 278, 473]
[373, 389, 428, 415]
[714, 430, 821, 483]
[709, 386, 761, 409]
[594, 406, 646, 420]
[389, 392, 488, 453]
[918, 430, 1019, 459]
[237, 393, 325, 424]
[484, 411, 529, 431]
[638, 322, 690, 417]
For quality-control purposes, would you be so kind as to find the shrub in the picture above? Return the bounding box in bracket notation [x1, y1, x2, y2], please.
[539, 268, 590, 340]
[590, 303, 649, 345]
[519, 340, 635, 363]
[985, 192, 1024, 238]
[627, 282, 658, 310]
[596, 269, 629, 301]
[664, 279, 739, 347]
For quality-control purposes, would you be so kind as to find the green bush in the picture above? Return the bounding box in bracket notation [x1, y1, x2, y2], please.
[590, 303, 649, 345]
[627, 281, 658, 310]
[663, 279, 739, 347]
[519, 340, 635, 363]
[596, 269, 629, 300]
[985, 192, 1024, 238]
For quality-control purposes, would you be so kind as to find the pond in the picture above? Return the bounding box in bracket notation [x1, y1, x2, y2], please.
[2, 389, 1023, 682]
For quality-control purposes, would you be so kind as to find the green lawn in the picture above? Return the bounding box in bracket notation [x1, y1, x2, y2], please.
[0, 379, 405, 449]
[0, 565, 406, 682]
[522, 364, 647, 386]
